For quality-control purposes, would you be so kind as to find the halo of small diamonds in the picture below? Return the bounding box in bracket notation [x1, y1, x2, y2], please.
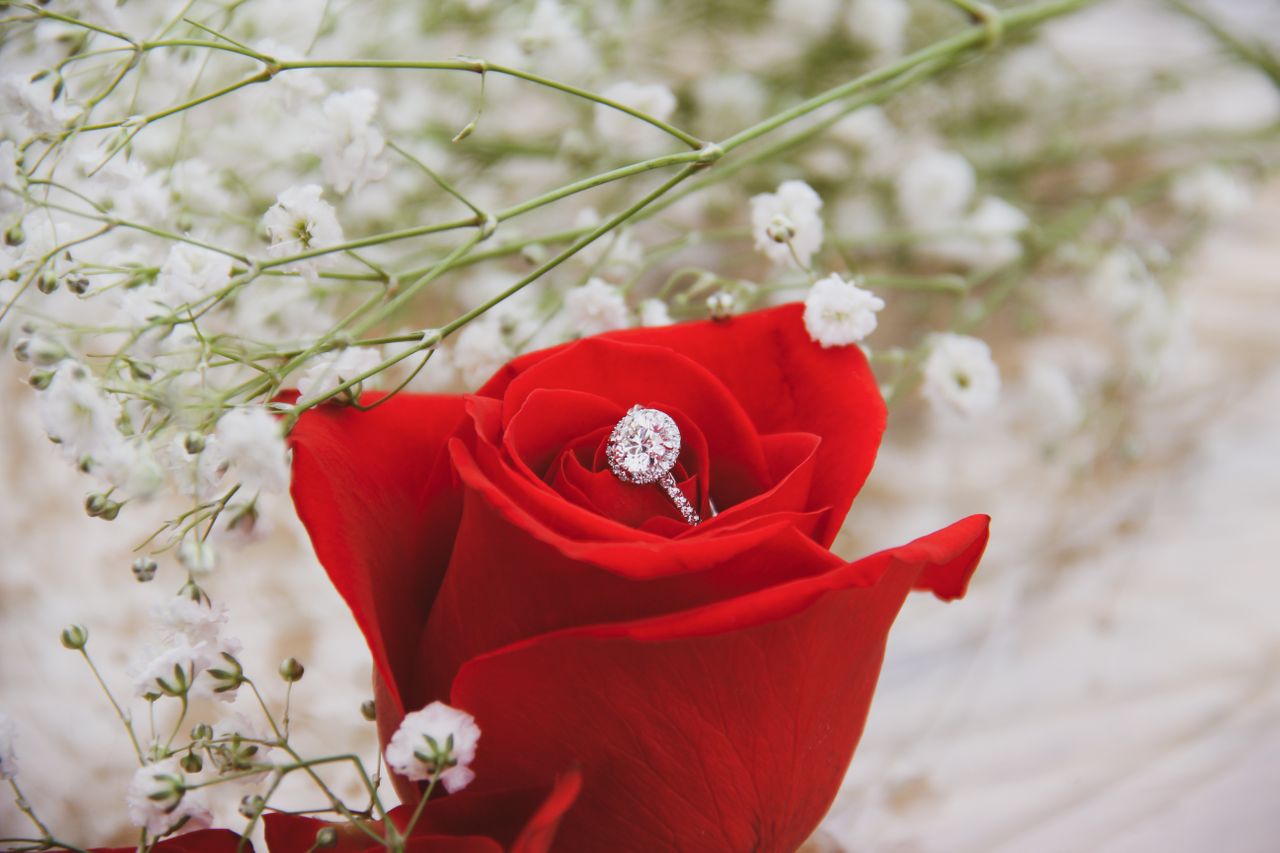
[606, 405, 681, 485]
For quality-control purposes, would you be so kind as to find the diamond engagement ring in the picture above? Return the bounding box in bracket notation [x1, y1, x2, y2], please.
[606, 405, 701, 526]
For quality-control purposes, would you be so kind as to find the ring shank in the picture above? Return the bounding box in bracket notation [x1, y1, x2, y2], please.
[658, 472, 701, 526]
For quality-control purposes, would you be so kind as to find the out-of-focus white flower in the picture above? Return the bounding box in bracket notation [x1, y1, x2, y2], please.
[772, 0, 842, 36]
[453, 317, 514, 389]
[156, 244, 232, 308]
[168, 435, 228, 502]
[751, 180, 825, 267]
[831, 106, 899, 174]
[1089, 247, 1158, 320]
[89, 157, 171, 225]
[257, 40, 327, 108]
[594, 82, 677, 151]
[803, 274, 885, 347]
[897, 148, 976, 229]
[263, 185, 344, 281]
[296, 347, 383, 405]
[214, 407, 290, 494]
[564, 277, 630, 337]
[37, 362, 121, 463]
[846, 0, 910, 57]
[1170, 165, 1251, 220]
[694, 73, 767, 136]
[519, 0, 595, 77]
[0, 74, 70, 140]
[168, 158, 232, 213]
[996, 46, 1069, 104]
[178, 537, 218, 575]
[639, 298, 673, 327]
[312, 89, 388, 194]
[923, 196, 1028, 269]
[0, 711, 17, 780]
[127, 758, 212, 836]
[95, 438, 165, 500]
[154, 596, 229, 647]
[1024, 361, 1085, 436]
[385, 701, 481, 793]
[921, 333, 1001, 417]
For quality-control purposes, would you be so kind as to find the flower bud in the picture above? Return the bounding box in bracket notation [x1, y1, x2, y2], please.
[27, 370, 53, 390]
[209, 652, 245, 694]
[278, 657, 305, 683]
[707, 290, 736, 320]
[180, 752, 203, 774]
[765, 213, 796, 244]
[12, 339, 29, 362]
[360, 699, 377, 722]
[127, 359, 153, 380]
[84, 493, 107, 516]
[315, 827, 339, 848]
[157, 662, 192, 697]
[36, 272, 58, 294]
[183, 431, 206, 454]
[238, 794, 265, 819]
[132, 556, 158, 582]
[3, 223, 24, 246]
[190, 723, 213, 742]
[66, 277, 90, 296]
[60, 624, 88, 650]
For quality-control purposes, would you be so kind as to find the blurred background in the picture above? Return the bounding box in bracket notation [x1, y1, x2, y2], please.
[1, 0, 1278, 849]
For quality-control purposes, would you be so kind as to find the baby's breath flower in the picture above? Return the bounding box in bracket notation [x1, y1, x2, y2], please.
[751, 180, 824, 268]
[896, 149, 976, 230]
[178, 537, 218, 575]
[1170, 165, 1251, 220]
[385, 702, 481, 793]
[564, 278, 630, 337]
[803, 274, 885, 347]
[453, 317, 514, 389]
[639, 298, 673, 327]
[127, 758, 212, 837]
[263, 185, 344, 281]
[155, 244, 232, 308]
[312, 89, 388, 194]
[845, 0, 910, 57]
[214, 407, 290, 494]
[296, 347, 383, 405]
[37, 362, 121, 463]
[921, 333, 1001, 418]
[594, 82, 677, 151]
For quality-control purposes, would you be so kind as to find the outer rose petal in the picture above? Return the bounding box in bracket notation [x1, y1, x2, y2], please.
[450, 516, 989, 853]
[480, 304, 884, 546]
[263, 772, 582, 853]
[84, 830, 251, 852]
[290, 392, 468, 719]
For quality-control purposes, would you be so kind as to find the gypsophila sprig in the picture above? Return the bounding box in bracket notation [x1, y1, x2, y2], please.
[385, 702, 481, 794]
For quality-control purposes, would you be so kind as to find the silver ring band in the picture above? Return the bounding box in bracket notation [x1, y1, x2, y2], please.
[606, 405, 701, 527]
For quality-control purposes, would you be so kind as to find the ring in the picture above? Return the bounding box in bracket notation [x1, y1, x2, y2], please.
[606, 405, 701, 526]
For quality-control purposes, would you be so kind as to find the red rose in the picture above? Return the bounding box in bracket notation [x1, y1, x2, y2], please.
[290, 303, 989, 852]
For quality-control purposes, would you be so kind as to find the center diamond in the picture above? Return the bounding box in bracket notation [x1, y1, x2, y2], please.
[606, 406, 681, 484]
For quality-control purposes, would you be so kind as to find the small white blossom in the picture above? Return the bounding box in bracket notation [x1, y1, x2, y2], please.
[803, 274, 885, 347]
[1171, 165, 1251, 220]
[296, 347, 383, 405]
[707, 290, 738, 319]
[178, 537, 218, 575]
[156, 244, 232, 308]
[572, 208, 643, 276]
[127, 758, 212, 837]
[257, 40, 327, 108]
[453, 317, 515, 389]
[37, 362, 121, 463]
[594, 82, 677, 151]
[923, 196, 1028, 270]
[846, 0, 910, 57]
[896, 149, 976, 229]
[1024, 361, 1085, 436]
[168, 158, 232, 213]
[921, 333, 1001, 418]
[154, 596, 229, 647]
[0, 74, 70, 140]
[95, 438, 165, 500]
[751, 180, 825, 267]
[263, 185, 344, 281]
[0, 711, 17, 780]
[996, 47, 1069, 104]
[312, 89, 388, 194]
[639, 298, 674, 327]
[214, 407, 290, 494]
[90, 157, 170, 225]
[519, 0, 595, 77]
[564, 278, 630, 337]
[385, 702, 481, 793]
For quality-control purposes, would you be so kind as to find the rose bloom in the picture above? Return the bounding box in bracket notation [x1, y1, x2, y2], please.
[288, 304, 989, 852]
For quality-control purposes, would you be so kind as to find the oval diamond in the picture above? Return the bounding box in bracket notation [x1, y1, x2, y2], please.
[606, 406, 681, 485]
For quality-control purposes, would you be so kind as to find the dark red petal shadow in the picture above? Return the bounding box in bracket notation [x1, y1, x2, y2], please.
[86, 829, 251, 852]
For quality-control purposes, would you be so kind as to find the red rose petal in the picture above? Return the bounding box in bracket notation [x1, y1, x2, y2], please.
[290, 392, 468, 719]
[480, 305, 885, 546]
[86, 829, 251, 852]
[447, 515, 988, 853]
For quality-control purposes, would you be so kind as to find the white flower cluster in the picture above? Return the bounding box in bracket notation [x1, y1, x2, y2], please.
[803, 274, 884, 348]
[385, 701, 482, 794]
[129, 594, 242, 701]
[751, 180, 826, 268]
[127, 758, 212, 836]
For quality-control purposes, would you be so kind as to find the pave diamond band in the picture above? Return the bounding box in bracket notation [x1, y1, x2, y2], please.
[606, 405, 701, 526]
